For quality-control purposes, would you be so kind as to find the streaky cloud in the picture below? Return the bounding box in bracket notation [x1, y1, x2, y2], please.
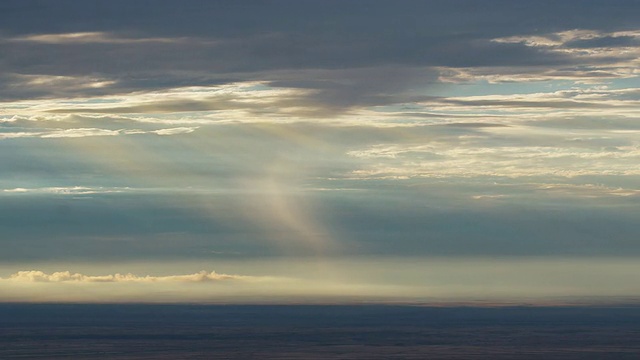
[8, 31, 187, 45]
[0, 126, 199, 140]
[4, 270, 251, 283]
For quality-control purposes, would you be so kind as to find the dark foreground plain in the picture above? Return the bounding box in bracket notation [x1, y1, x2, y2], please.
[1, 304, 639, 359]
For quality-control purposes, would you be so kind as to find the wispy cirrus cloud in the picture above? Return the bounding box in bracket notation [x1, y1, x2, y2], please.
[7, 31, 189, 45]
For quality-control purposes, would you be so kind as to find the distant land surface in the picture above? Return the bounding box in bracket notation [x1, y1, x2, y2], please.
[1, 304, 639, 359]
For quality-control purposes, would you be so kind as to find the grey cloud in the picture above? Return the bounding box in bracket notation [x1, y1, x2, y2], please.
[3, 1, 638, 40]
[1, 1, 639, 112]
[39, 67, 441, 117]
[263, 67, 441, 116]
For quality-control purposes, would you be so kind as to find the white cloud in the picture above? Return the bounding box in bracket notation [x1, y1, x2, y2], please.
[152, 127, 198, 135]
[8, 32, 187, 45]
[0, 131, 45, 139]
[7, 73, 117, 89]
[1, 82, 313, 124]
[439, 28, 640, 84]
[419, 86, 640, 122]
[40, 128, 121, 138]
[2, 186, 130, 195]
[493, 29, 640, 47]
[3, 270, 250, 283]
[533, 183, 640, 198]
[471, 194, 510, 200]
[0, 126, 200, 140]
[347, 138, 640, 180]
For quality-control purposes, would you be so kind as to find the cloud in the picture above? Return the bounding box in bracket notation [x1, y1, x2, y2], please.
[1, 2, 637, 111]
[3, 270, 250, 283]
[441, 28, 640, 84]
[0, 1, 639, 265]
[0, 73, 117, 100]
[8, 31, 186, 45]
[0, 126, 199, 139]
[422, 86, 640, 119]
[0, 1, 638, 124]
[493, 29, 640, 49]
[347, 130, 640, 179]
[152, 127, 197, 135]
[40, 128, 121, 138]
[14, 82, 307, 117]
[2, 186, 130, 195]
[31, 69, 439, 118]
[534, 183, 640, 198]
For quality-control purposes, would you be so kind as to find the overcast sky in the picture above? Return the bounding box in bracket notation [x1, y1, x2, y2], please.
[1, 0, 639, 303]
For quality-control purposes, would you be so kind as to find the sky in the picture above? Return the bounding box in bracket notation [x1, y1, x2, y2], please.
[1, 0, 639, 304]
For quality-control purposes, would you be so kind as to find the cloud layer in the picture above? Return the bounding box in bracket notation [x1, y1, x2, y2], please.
[0, 0, 639, 305]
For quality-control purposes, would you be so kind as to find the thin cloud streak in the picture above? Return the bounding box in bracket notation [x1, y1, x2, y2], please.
[3, 270, 252, 283]
[8, 31, 190, 45]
